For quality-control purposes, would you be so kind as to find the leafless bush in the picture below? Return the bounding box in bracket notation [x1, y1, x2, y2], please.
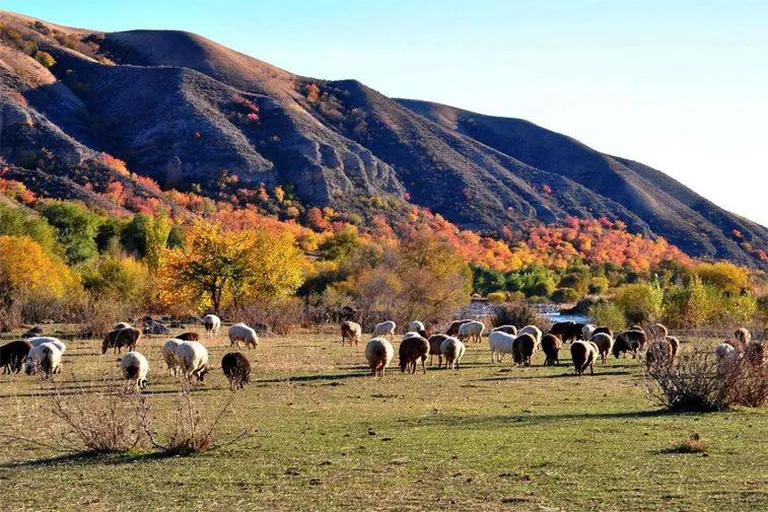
[0, 298, 24, 332]
[490, 302, 550, 331]
[228, 297, 306, 335]
[728, 357, 768, 407]
[136, 391, 248, 456]
[80, 296, 142, 337]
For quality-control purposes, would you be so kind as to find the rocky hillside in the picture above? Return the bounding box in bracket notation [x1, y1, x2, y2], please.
[1, 10, 766, 267]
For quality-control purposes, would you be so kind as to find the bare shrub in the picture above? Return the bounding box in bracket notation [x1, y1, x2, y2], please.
[228, 297, 306, 335]
[80, 295, 142, 337]
[491, 302, 550, 331]
[136, 391, 248, 456]
[728, 357, 768, 408]
[661, 433, 709, 454]
[0, 298, 24, 332]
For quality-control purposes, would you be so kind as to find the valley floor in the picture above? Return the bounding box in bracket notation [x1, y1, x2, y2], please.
[0, 327, 766, 511]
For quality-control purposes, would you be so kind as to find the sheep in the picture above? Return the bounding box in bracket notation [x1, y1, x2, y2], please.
[458, 320, 484, 344]
[549, 321, 585, 343]
[365, 338, 394, 377]
[113, 322, 132, 330]
[399, 334, 429, 374]
[24, 343, 62, 378]
[589, 332, 614, 364]
[228, 323, 259, 350]
[202, 314, 221, 338]
[518, 325, 543, 345]
[446, 319, 470, 336]
[176, 341, 209, 383]
[408, 320, 425, 333]
[613, 330, 647, 359]
[488, 330, 516, 363]
[162, 338, 183, 376]
[512, 333, 537, 366]
[119, 351, 149, 391]
[582, 324, 597, 340]
[571, 340, 597, 376]
[665, 336, 681, 358]
[648, 323, 669, 340]
[592, 326, 613, 338]
[175, 332, 200, 341]
[715, 342, 738, 360]
[734, 328, 752, 346]
[340, 321, 362, 346]
[27, 336, 66, 355]
[645, 340, 674, 369]
[743, 341, 767, 366]
[541, 333, 562, 366]
[629, 324, 645, 333]
[427, 334, 449, 367]
[222, 352, 251, 390]
[372, 321, 396, 342]
[492, 325, 518, 336]
[101, 328, 141, 354]
[440, 337, 465, 370]
[1, 340, 32, 374]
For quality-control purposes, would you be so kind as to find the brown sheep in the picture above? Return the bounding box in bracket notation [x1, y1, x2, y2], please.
[176, 332, 200, 341]
[399, 335, 430, 374]
[665, 336, 681, 358]
[645, 339, 674, 369]
[571, 340, 597, 376]
[445, 319, 471, 336]
[1, 340, 32, 374]
[493, 325, 518, 336]
[613, 330, 647, 359]
[101, 327, 142, 354]
[512, 333, 536, 366]
[743, 341, 767, 366]
[648, 323, 669, 340]
[427, 334, 449, 367]
[340, 321, 362, 346]
[221, 352, 251, 390]
[592, 326, 613, 338]
[541, 333, 562, 366]
[589, 333, 614, 364]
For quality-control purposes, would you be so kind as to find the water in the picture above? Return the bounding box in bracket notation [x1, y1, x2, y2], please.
[542, 312, 591, 324]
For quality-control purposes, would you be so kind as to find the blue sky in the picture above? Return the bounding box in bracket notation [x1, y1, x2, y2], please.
[5, 0, 768, 226]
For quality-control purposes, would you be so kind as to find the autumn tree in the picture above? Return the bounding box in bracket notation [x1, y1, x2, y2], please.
[158, 220, 306, 313]
[0, 235, 77, 305]
[695, 261, 750, 295]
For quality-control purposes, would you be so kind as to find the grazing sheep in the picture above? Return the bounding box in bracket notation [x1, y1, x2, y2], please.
[408, 321, 425, 333]
[613, 330, 647, 359]
[629, 324, 645, 333]
[162, 339, 183, 376]
[113, 322, 132, 330]
[27, 337, 66, 355]
[175, 332, 200, 341]
[648, 323, 669, 340]
[1, 340, 32, 374]
[222, 352, 251, 390]
[549, 321, 574, 338]
[24, 343, 62, 378]
[202, 314, 221, 338]
[715, 342, 739, 375]
[589, 333, 614, 364]
[372, 321, 397, 341]
[518, 325, 543, 345]
[440, 337, 465, 370]
[645, 340, 674, 369]
[488, 330, 516, 363]
[119, 351, 149, 391]
[591, 326, 613, 338]
[341, 321, 362, 346]
[228, 323, 259, 349]
[101, 328, 141, 354]
[492, 325, 518, 336]
[541, 334, 562, 366]
[743, 341, 767, 366]
[550, 322, 586, 343]
[365, 338, 394, 377]
[571, 340, 597, 376]
[427, 334, 449, 367]
[512, 333, 537, 366]
[446, 319, 470, 336]
[458, 320, 485, 344]
[399, 335, 430, 374]
[734, 328, 752, 346]
[582, 324, 597, 340]
[665, 336, 681, 358]
[176, 341, 209, 383]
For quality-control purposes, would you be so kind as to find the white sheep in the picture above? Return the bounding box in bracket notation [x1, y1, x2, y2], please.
[119, 351, 149, 391]
[162, 338, 183, 376]
[440, 337, 465, 370]
[341, 321, 362, 346]
[518, 325, 543, 345]
[373, 321, 396, 341]
[26, 336, 66, 355]
[113, 322, 132, 330]
[488, 330, 516, 363]
[492, 325, 518, 336]
[402, 331, 422, 341]
[229, 323, 259, 349]
[582, 324, 597, 340]
[408, 320, 425, 333]
[202, 314, 221, 338]
[715, 342, 737, 360]
[458, 320, 484, 344]
[365, 337, 394, 377]
[589, 332, 614, 364]
[24, 342, 62, 378]
[176, 341, 209, 383]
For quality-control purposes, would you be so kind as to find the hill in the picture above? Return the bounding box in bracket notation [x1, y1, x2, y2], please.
[0, 10, 766, 267]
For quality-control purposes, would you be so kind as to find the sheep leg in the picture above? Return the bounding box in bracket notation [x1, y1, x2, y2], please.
[421, 357, 426, 374]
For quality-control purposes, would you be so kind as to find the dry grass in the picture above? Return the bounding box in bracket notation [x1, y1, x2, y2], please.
[661, 433, 710, 454]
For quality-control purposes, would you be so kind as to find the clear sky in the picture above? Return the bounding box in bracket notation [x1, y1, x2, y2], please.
[5, 0, 767, 226]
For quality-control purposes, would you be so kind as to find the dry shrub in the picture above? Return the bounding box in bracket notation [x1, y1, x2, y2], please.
[228, 297, 306, 335]
[0, 299, 23, 332]
[490, 302, 550, 331]
[80, 295, 142, 337]
[661, 433, 709, 454]
[726, 355, 768, 408]
[137, 391, 247, 456]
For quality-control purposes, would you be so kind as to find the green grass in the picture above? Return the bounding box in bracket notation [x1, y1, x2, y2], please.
[0, 328, 766, 511]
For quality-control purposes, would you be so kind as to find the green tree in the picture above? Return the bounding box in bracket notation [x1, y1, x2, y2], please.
[38, 201, 100, 264]
[0, 203, 59, 255]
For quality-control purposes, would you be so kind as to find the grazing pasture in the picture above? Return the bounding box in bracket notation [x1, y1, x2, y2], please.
[0, 326, 766, 511]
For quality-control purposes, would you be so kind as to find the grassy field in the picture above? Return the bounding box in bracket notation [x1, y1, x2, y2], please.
[0, 326, 766, 511]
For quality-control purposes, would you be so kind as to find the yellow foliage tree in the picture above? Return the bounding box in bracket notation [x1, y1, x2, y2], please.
[0, 235, 77, 303]
[695, 261, 750, 295]
[157, 220, 306, 313]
